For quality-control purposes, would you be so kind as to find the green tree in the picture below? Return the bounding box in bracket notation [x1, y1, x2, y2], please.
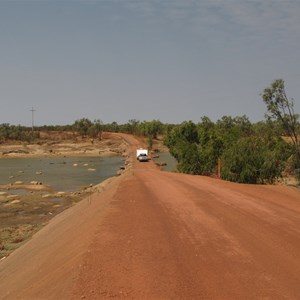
[176, 141, 201, 174]
[126, 119, 140, 134]
[73, 118, 93, 137]
[10, 125, 24, 140]
[262, 79, 300, 165]
[164, 121, 200, 173]
[216, 115, 252, 148]
[144, 120, 164, 139]
[87, 119, 103, 139]
[164, 121, 198, 150]
[197, 117, 223, 175]
[221, 136, 289, 184]
[0, 123, 10, 141]
[147, 136, 153, 150]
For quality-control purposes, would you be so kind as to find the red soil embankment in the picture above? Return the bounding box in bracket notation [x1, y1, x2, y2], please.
[1, 133, 300, 299]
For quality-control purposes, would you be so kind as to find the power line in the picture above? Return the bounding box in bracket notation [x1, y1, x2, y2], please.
[30, 107, 35, 131]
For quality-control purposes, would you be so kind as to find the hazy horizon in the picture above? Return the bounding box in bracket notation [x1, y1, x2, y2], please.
[1, 1, 299, 126]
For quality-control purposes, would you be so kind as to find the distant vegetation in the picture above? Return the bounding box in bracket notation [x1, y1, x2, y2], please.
[164, 116, 296, 184]
[164, 79, 299, 184]
[1, 79, 299, 184]
[0, 124, 40, 142]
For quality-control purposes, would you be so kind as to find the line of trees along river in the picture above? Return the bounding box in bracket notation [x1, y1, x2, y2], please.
[1, 79, 299, 184]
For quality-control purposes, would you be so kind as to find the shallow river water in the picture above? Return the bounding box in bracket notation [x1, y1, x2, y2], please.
[0, 156, 124, 192]
[153, 152, 177, 172]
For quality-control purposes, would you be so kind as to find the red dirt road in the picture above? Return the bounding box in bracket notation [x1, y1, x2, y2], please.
[1, 134, 300, 299]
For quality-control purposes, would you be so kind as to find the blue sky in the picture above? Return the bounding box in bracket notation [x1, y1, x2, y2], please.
[0, 0, 299, 126]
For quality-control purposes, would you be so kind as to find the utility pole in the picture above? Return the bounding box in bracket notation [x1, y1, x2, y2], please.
[30, 107, 35, 132]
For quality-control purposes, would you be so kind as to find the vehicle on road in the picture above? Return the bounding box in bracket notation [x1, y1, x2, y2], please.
[138, 153, 149, 162]
[136, 149, 149, 162]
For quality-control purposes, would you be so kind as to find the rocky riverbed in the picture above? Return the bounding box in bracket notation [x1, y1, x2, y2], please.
[0, 132, 130, 259]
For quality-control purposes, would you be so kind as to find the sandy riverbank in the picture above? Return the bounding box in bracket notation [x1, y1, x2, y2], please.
[0, 132, 128, 158]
